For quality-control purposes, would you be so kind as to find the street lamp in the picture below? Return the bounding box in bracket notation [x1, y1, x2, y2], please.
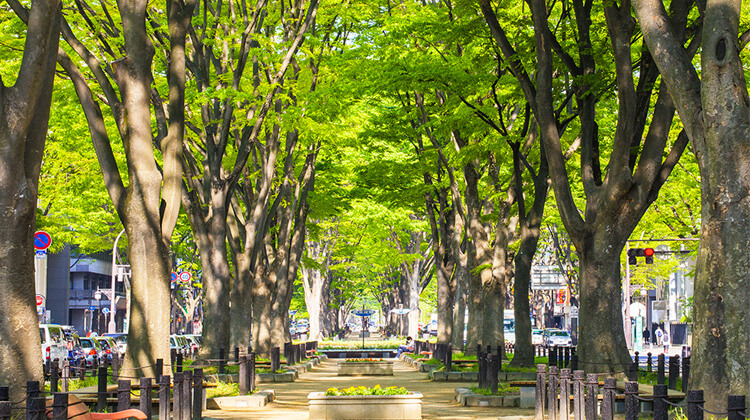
[94, 290, 102, 334]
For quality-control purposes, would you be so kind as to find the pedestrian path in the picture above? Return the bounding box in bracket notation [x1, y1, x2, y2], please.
[202, 358, 535, 419]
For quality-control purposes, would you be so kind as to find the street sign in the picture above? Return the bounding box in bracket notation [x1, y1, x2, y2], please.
[89, 305, 96, 311]
[35, 250, 47, 258]
[179, 271, 191, 282]
[34, 231, 51, 251]
[37, 306, 45, 316]
[351, 309, 375, 317]
[171, 272, 178, 282]
[102, 308, 110, 315]
[35, 295, 44, 306]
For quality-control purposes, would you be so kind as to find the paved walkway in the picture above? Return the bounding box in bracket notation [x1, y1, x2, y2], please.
[202, 358, 535, 419]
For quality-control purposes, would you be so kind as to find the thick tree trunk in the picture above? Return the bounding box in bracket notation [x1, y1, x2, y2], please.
[251, 266, 276, 355]
[510, 230, 539, 368]
[0, 0, 60, 400]
[576, 236, 631, 373]
[451, 269, 467, 352]
[122, 208, 172, 377]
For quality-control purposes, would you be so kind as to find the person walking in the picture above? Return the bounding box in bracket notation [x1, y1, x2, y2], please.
[655, 326, 664, 346]
[662, 329, 670, 354]
[643, 328, 650, 345]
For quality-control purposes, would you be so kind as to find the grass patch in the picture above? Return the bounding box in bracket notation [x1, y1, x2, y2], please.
[256, 368, 286, 374]
[470, 384, 520, 396]
[205, 382, 240, 398]
[638, 370, 682, 389]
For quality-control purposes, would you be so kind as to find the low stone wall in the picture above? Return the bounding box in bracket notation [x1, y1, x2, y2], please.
[308, 391, 423, 420]
[431, 370, 536, 382]
[337, 361, 394, 376]
[399, 354, 439, 373]
[207, 390, 276, 409]
[454, 387, 519, 407]
[207, 354, 326, 384]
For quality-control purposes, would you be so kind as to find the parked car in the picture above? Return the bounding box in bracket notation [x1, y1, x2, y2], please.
[543, 329, 572, 347]
[183, 335, 200, 356]
[532, 329, 544, 345]
[103, 333, 128, 356]
[78, 336, 105, 367]
[170, 335, 190, 356]
[95, 337, 119, 362]
[39, 324, 68, 364]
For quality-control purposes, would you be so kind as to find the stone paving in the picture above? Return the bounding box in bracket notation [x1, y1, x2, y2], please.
[202, 357, 536, 419]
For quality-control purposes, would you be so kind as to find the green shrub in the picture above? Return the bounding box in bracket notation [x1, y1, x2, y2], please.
[324, 385, 409, 396]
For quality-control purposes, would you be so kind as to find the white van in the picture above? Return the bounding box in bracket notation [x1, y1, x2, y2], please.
[39, 324, 67, 363]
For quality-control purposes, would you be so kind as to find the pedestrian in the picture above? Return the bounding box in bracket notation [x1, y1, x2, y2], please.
[662, 329, 670, 354]
[655, 326, 663, 346]
[643, 328, 650, 345]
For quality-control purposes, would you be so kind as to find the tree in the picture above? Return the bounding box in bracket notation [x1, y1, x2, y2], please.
[180, 0, 319, 357]
[632, 0, 750, 407]
[0, 0, 60, 400]
[480, 0, 688, 371]
[48, 0, 194, 376]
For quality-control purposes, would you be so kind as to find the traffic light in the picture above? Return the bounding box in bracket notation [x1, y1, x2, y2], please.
[644, 247, 654, 264]
[627, 248, 655, 264]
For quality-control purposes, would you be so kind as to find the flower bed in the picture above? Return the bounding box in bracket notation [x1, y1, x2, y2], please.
[309, 386, 422, 420]
[337, 360, 393, 376]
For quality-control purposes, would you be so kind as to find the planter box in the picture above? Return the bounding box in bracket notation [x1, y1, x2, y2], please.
[308, 392, 423, 419]
[337, 361, 394, 376]
[454, 388, 519, 407]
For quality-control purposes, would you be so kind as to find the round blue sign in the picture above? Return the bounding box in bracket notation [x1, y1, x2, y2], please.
[351, 309, 375, 317]
[34, 231, 51, 250]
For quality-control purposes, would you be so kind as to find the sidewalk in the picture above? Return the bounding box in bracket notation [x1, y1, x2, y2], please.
[201, 358, 535, 419]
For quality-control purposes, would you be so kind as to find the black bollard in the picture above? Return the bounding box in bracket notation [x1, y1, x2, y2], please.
[25, 381, 40, 420]
[686, 390, 704, 420]
[653, 384, 668, 420]
[628, 358, 639, 382]
[547, 366, 559, 420]
[284, 342, 292, 365]
[117, 379, 131, 412]
[624, 381, 639, 420]
[0, 402, 10, 420]
[50, 359, 59, 393]
[173, 372, 183, 420]
[171, 349, 177, 373]
[176, 353, 183, 373]
[445, 344, 453, 372]
[647, 352, 652, 372]
[271, 347, 280, 373]
[218, 348, 225, 375]
[668, 356, 678, 390]
[192, 368, 204, 420]
[728, 395, 746, 420]
[571, 347, 578, 371]
[249, 353, 256, 393]
[573, 370, 585, 420]
[156, 358, 163, 377]
[549, 346, 558, 367]
[62, 359, 70, 393]
[584, 374, 598, 420]
[181, 370, 192, 420]
[657, 353, 665, 384]
[28, 397, 45, 420]
[159, 375, 171, 420]
[239, 356, 248, 395]
[139, 377, 153, 420]
[52, 393, 67, 420]
[488, 354, 499, 395]
[602, 378, 616, 420]
[235, 347, 240, 364]
[97, 366, 107, 412]
[682, 356, 690, 392]
[560, 369, 571, 419]
[0, 388, 7, 402]
[112, 353, 119, 382]
[535, 365, 546, 420]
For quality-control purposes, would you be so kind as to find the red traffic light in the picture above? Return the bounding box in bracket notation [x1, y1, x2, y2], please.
[644, 248, 654, 257]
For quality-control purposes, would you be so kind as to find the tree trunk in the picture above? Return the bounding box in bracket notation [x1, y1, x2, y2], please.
[0, 0, 60, 400]
[576, 236, 631, 372]
[510, 228, 540, 368]
[451, 268, 467, 352]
